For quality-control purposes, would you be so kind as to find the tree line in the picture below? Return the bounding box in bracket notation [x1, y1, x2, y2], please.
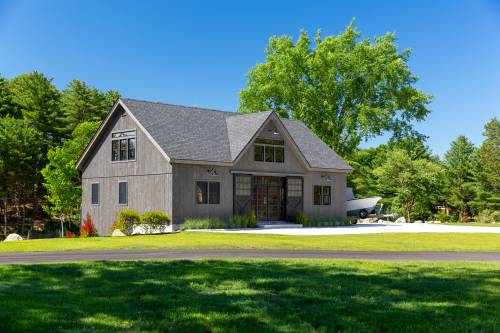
[0, 71, 118, 236]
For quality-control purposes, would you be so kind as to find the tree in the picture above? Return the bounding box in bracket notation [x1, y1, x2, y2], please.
[239, 21, 432, 157]
[348, 134, 433, 198]
[61, 80, 119, 134]
[374, 149, 443, 221]
[476, 118, 499, 193]
[0, 75, 19, 118]
[9, 71, 64, 143]
[444, 135, 477, 222]
[42, 121, 100, 235]
[470, 118, 500, 214]
[0, 117, 44, 235]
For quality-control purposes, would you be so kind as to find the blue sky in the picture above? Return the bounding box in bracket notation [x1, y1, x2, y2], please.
[0, 0, 499, 156]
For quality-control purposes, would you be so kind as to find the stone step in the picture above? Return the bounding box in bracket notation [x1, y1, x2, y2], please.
[257, 223, 303, 229]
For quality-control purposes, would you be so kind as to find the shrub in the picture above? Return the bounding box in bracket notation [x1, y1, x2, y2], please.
[247, 210, 257, 228]
[111, 209, 140, 235]
[226, 214, 247, 228]
[295, 211, 309, 226]
[301, 215, 351, 227]
[476, 210, 500, 224]
[80, 213, 98, 237]
[140, 211, 171, 232]
[181, 218, 226, 230]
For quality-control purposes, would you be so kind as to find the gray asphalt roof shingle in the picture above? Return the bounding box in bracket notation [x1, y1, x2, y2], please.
[120, 98, 352, 170]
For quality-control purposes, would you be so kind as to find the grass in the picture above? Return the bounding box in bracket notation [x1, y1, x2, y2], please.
[0, 232, 499, 252]
[0, 259, 498, 332]
[443, 222, 500, 227]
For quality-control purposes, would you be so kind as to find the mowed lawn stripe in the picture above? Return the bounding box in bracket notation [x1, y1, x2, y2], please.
[0, 259, 498, 333]
[0, 232, 499, 252]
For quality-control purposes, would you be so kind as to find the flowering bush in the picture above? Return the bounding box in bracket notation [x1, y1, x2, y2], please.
[80, 213, 98, 237]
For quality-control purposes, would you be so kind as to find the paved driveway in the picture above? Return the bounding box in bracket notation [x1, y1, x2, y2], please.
[189, 223, 500, 236]
[0, 249, 499, 264]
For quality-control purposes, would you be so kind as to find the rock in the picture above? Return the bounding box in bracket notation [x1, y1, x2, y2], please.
[395, 217, 406, 223]
[414, 220, 424, 224]
[111, 229, 126, 237]
[5, 233, 23, 241]
[377, 219, 387, 224]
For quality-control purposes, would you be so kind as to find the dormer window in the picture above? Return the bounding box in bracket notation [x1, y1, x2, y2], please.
[111, 130, 136, 162]
[254, 138, 284, 163]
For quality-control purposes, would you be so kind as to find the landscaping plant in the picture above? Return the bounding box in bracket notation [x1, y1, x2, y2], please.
[111, 209, 140, 235]
[140, 211, 171, 232]
[79, 213, 97, 237]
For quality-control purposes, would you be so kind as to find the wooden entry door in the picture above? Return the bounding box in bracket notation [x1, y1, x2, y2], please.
[254, 177, 285, 221]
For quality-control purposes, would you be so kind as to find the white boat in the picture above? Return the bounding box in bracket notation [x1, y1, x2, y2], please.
[346, 188, 382, 218]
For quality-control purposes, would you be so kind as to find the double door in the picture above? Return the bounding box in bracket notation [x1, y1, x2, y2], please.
[254, 177, 285, 221]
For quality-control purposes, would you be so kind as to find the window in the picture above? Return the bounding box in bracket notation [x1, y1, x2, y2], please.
[209, 182, 220, 204]
[313, 185, 331, 205]
[254, 145, 264, 162]
[196, 181, 220, 204]
[275, 146, 284, 163]
[119, 182, 128, 205]
[91, 183, 99, 204]
[112, 130, 136, 161]
[235, 175, 251, 196]
[287, 178, 302, 197]
[254, 138, 284, 163]
[265, 146, 274, 162]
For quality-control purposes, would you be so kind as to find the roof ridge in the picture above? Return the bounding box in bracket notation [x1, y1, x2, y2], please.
[121, 97, 234, 114]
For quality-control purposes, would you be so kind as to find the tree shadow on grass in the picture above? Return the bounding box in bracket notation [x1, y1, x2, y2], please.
[0, 260, 498, 333]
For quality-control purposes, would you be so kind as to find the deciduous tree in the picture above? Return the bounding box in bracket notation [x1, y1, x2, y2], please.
[239, 21, 432, 157]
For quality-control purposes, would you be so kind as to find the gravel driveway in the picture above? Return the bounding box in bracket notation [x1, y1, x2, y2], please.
[189, 222, 500, 236]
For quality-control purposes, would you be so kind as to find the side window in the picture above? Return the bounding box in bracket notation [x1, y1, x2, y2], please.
[313, 185, 331, 205]
[119, 181, 128, 205]
[111, 131, 136, 162]
[235, 175, 251, 196]
[91, 183, 99, 205]
[196, 181, 220, 205]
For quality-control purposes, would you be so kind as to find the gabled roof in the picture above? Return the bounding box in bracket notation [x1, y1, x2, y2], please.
[77, 98, 352, 172]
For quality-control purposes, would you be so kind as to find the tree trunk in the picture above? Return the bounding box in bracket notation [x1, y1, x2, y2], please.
[3, 197, 6, 236]
[60, 215, 65, 238]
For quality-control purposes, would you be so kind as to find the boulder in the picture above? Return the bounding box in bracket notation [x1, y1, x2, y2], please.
[111, 229, 126, 237]
[395, 217, 406, 223]
[414, 220, 424, 224]
[5, 233, 23, 242]
[377, 219, 388, 224]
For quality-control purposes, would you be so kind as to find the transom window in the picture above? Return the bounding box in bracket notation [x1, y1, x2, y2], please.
[313, 185, 331, 205]
[254, 138, 284, 163]
[235, 175, 251, 196]
[112, 130, 136, 161]
[287, 178, 303, 197]
[196, 181, 220, 204]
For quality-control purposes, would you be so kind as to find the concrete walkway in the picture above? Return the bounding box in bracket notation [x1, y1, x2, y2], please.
[0, 249, 499, 264]
[189, 222, 500, 236]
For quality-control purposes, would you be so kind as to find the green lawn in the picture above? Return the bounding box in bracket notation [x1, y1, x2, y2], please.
[1, 232, 499, 252]
[0, 259, 498, 332]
